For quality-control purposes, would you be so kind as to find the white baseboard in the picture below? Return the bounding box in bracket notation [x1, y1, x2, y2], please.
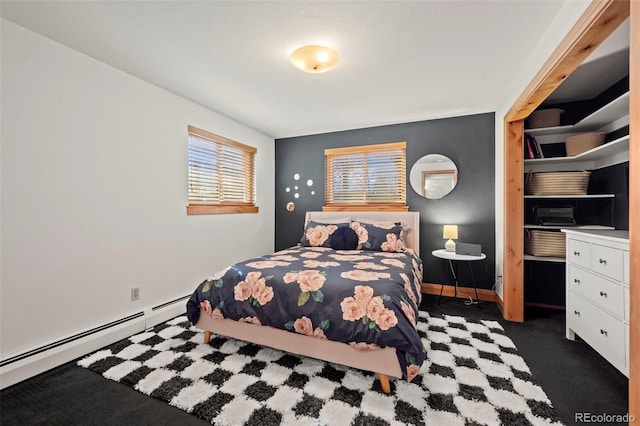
[0, 296, 189, 390]
[145, 300, 189, 330]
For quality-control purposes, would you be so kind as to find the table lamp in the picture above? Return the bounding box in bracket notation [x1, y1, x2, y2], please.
[443, 225, 458, 252]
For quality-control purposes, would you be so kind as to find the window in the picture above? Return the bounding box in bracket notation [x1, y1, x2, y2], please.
[421, 169, 458, 199]
[324, 142, 407, 211]
[187, 125, 258, 215]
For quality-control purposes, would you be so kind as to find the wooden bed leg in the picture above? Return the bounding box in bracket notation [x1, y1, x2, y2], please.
[203, 330, 212, 344]
[379, 373, 391, 394]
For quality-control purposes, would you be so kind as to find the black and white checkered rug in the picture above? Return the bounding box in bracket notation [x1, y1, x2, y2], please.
[78, 311, 563, 425]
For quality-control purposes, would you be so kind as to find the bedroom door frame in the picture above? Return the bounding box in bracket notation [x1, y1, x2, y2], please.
[502, 0, 637, 416]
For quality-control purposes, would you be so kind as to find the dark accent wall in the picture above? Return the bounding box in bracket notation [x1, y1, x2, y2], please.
[591, 162, 630, 230]
[274, 113, 496, 290]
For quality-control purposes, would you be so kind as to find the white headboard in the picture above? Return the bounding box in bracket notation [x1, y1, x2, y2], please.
[304, 211, 420, 254]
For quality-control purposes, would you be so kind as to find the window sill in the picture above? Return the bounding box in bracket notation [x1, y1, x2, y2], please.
[323, 204, 408, 212]
[187, 204, 259, 215]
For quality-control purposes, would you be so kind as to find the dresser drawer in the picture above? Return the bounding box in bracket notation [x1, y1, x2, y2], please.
[568, 265, 623, 316]
[568, 239, 591, 269]
[624, 286, 630, 322]
[568, 292, 625, 367]
[623, 250, 629, 285]
[591, 243, 623, 281]
[625, 323, 630, 373]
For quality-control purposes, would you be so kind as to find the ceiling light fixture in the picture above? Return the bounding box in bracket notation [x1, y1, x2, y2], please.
[290, 45, 339, 74]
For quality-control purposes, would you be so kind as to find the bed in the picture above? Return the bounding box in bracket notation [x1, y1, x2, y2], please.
[186, 211, 424, 393]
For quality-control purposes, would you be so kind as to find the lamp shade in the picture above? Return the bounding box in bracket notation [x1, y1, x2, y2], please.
[443, 225, 458, 240]
[290, 45, 339, 74]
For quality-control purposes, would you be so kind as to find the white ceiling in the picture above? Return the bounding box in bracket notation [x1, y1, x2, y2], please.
[0, 1, 629, 139]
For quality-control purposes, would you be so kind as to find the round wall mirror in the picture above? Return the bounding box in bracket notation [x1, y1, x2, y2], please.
[409, 154, 458, 199]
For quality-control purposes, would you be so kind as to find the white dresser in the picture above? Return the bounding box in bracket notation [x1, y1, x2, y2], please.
[563, 229, 630, 377]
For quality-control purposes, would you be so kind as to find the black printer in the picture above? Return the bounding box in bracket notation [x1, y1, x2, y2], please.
[533, 206, 576, 226]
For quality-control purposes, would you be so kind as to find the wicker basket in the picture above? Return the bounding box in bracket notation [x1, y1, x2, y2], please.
[525, 230, 566, 258]
[565, 132, 605, 156]
[525, 171, 590, 195]
[528, 108, 564, 129]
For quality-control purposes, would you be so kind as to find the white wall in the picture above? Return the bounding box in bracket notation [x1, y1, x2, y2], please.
[493, 0, 591, 299]
[0, 19, 275, 359]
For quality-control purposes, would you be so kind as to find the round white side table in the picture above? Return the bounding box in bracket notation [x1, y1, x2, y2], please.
[432, 249, 486, 308]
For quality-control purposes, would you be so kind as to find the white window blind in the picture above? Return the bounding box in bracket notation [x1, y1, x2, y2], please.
[187, 125, 257, 214]
[325, 142, 407, 211]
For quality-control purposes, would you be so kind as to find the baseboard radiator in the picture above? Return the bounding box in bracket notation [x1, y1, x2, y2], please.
[0, 295, 190, 390]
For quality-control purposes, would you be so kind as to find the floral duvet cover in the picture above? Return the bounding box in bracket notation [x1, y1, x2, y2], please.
[186, 246, 425, 381]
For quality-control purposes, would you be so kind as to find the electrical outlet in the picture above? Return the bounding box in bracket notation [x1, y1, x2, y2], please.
[131, 287, 140, 301]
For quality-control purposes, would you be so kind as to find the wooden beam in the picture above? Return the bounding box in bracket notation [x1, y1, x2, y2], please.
[629, 0, 639, 418]
[503, 120, 525, 322]
[506, 0, 630, 122]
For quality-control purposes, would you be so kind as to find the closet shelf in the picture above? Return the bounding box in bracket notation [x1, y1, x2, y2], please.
[524, 254, 565, 263]
[525, 92, 629, 137]
[524, 224, 615, 230]
[524, 194, 615, 199]
[524, 135, 629, 169]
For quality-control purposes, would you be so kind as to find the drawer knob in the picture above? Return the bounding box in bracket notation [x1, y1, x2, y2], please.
[574, 310, 580, 316]
[573, 251, 580, 256]
[600, 291, 607, 298]
[600, 329, 608, 336]
[574, 278, 580, 284]
[599, 258, 607, 265]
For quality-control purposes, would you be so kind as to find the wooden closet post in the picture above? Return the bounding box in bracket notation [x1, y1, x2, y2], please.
[503, 120, 525, 322]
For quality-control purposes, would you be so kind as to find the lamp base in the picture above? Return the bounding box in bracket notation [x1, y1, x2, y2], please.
[445, 239, 456, 252]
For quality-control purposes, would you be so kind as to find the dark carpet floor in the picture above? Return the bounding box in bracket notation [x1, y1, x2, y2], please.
[426, 296, 629, 425]
[1, 295, 629, 426]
